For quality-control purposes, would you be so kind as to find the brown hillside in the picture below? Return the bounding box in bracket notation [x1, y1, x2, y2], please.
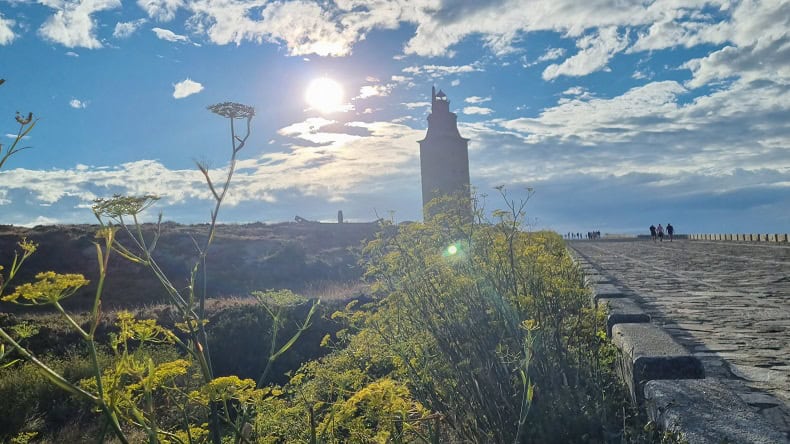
[0, 221, 380, 311]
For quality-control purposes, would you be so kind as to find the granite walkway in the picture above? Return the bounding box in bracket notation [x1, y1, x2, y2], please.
[569, 239, 790, 437]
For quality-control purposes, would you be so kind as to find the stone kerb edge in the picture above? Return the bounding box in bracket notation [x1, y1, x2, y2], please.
[644, 379, 790, 444]
[611, 323, 705, 404]
[571, 244, 789, 442]
[597, 297, 651, 336]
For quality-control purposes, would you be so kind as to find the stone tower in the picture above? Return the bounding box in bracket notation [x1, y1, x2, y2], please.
[418, 87, 471, 219]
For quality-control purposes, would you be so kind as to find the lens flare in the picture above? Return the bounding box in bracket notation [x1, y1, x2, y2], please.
[447, 244, 458, 255]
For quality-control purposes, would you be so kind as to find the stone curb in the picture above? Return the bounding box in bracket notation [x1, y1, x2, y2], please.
[644, 379, 790, 444]
[597, 297, 651, 336]
[589, 283, 628, 305]
[568, 244, 789, 442]
[612, 323, 705, 403]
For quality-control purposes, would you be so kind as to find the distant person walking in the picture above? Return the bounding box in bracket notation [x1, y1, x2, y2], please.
[667, 223, 674, 242]
[657, 224, 664, 242]
[650, 224, 657, 242]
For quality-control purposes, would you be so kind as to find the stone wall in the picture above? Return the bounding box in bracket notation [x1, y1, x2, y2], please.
[689, 233, 789, 242]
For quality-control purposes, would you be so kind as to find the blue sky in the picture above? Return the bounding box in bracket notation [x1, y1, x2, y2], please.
[0, 0, 788, 234]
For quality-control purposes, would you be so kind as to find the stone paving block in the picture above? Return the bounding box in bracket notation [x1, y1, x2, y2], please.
[584, 274, 613, 287]
[569, 239, 790, 428]
[597, 297, 651, 336]
[644, 379, 789, 444]
[612, 323, 704, 403]
[590, 283, 627, 304]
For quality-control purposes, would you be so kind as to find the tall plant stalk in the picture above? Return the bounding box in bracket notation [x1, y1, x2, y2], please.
[93, 102, 255, 444]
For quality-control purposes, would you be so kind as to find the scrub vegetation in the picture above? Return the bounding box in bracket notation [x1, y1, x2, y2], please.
[0, 97, 658, 443]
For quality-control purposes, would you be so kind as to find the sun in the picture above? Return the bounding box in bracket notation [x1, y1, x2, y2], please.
[305, 77, 344, 113]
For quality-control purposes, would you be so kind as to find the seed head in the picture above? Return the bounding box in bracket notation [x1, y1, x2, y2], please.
[207, 102, 255, 119]
[15, 112, 33, 125]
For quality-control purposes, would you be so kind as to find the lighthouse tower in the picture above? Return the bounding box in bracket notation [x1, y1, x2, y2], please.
[418, 87, 471, 220]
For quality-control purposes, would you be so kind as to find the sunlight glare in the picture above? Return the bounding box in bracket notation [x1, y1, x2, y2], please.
[305, 77, 344, 113]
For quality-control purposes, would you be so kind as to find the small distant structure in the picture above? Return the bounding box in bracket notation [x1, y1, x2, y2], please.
[294, 215, 316, 223]
[418, 87, 471, 220]
[338, 210, 344, 224]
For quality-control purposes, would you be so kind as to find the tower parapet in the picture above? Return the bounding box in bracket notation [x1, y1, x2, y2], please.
[418, 87, 472, 220]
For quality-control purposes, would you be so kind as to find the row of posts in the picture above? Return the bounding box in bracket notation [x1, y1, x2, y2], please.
[689, 233, 789, 242]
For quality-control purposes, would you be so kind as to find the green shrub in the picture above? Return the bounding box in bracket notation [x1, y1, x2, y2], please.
[0, 347, 110, 440]
[254, 193, 635, 443]
[205, 299, 337, 384]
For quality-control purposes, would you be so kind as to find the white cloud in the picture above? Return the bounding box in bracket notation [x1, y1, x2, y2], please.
[402, 101, 429, 109]
[465, 96, 491, 104]
[114, 18, 147, 38]
[462, 106, 493, 115]
[19, 216, 61, 227]
[502, 81, 688, 143]
[152, 26, 188, 42]
[492, 77, 789, 180]
[69, 98, 88, 108]
[357, 84, 391, 99]
[0, 160, 207, 209]
[561, 87, 584, 96]
[65, 50, 79, 56]
[138, 0, 183, 22]
[0, 116, 425, 214]
[628, 17, 728, 53]
[399, 0, 647, 57]
[682, 1, 790, 89]
[38, 0, 122, 48]
[179, 0, 635, 59]
[186, 0, 355, 56]
[256, 1, 356, 57]
[560, 86, 594, 100]
[402, 63, 483, 77]
[67, 0, 776, 94]
[260, 118, 424, 199]
[524, 47, 566, 67]
[0, 14, 17, 45]
[631, 69, 653, 80]
[172, 78, 203, 98]
[543, 27, 629, 80]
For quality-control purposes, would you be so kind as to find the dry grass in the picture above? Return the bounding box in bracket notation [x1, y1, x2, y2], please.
[299, 280, 370, 301]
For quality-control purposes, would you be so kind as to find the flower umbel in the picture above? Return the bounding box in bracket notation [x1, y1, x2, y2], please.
[2, 271, 89, 305]
[93, 194, 160, 219]
[207, 102, 255, 119]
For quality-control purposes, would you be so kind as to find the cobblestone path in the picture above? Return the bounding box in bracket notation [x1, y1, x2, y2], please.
[569, 239, 790, 435]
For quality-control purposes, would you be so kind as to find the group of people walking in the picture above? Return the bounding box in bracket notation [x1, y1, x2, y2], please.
[565, 231, 601, 240]
[649, 223, 674, 242]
